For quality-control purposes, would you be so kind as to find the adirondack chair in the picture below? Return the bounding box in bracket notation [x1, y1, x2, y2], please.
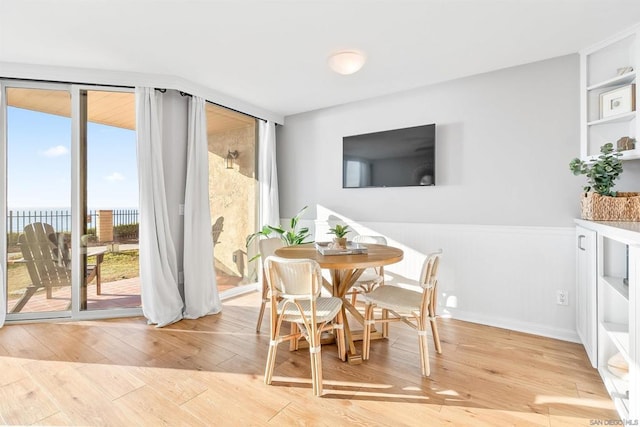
[10, 222, 101, 313]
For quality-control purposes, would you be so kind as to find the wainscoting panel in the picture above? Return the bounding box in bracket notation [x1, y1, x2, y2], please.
[307, 218, 577, 342]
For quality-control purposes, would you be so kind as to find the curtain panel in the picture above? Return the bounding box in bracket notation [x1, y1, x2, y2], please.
[183, 96, 221, 318]
[136, 87, 183, 327]
[258, 120, 279, 227]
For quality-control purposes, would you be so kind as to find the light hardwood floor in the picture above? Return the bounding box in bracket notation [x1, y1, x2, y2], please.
[0, 291, 617, 426]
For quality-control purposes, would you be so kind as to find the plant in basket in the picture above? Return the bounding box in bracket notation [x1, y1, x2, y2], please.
[569, 143, 640, 221]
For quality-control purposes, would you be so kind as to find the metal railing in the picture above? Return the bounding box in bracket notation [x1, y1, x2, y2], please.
[7, 209, 139, 246]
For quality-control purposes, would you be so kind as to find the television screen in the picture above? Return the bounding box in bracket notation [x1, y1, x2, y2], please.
[342, 124, 436, 188]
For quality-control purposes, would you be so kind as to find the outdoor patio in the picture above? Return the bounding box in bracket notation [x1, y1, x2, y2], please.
[6, 272, 245, 313]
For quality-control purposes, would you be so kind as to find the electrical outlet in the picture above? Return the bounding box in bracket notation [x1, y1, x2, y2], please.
[556, 290, 569, 306]
[233, 253, 237, 262]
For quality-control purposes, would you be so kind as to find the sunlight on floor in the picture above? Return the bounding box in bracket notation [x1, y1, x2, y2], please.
[535, 394, 614, 410]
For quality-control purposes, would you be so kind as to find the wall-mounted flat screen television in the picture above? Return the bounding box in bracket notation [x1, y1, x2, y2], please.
[343, 124, 436, 188]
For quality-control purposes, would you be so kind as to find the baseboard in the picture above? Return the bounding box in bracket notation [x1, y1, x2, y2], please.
[446, 309, 581, 343]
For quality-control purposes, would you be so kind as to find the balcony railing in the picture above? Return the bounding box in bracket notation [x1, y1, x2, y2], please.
[7, 209, 139, 247]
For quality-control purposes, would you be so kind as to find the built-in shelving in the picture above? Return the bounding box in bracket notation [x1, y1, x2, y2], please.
[601, 321, 630, 362]
[601, 276, 630, 299]
[599, 367, 630, 418]
[575, 219, 639, 421]
[587, 112, 635, 126]
[587, 72, 636, 91]
[580, 26, 639, 161]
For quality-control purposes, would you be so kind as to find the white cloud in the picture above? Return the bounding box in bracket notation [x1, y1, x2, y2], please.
[39, 145, 68, 157]
[105, 172, 125, 181]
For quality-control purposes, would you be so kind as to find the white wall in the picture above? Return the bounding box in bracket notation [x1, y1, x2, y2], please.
[276, 54, 640, 341]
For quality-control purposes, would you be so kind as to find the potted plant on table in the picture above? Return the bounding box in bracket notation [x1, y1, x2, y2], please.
[328, 224, 350, 249]
[569, 142, 640, 221]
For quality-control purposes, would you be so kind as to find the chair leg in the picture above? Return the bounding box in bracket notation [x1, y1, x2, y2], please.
[362, 303, 374, 360]
[429, 315, 442, 354]
[428, 287, 442, 354]
[309, 326, 323, 396]
[256, 280, 269, 333]
[264, 339, 278, 385]
[289, 323, 300, 351]
[418, 321, 430, 377]
[9, 285, 39, 313]
[382, 308, 389, 338]
[264, 310, 279, 385]
[335, 311, 346, 362]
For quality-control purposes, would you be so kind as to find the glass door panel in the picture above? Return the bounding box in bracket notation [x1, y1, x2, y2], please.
[205, 103, 258, 296]
[82, 89, 140, 311]
[5, 87, 72, 314]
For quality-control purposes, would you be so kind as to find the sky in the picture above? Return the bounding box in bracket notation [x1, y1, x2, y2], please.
[7, 106, 138, 210]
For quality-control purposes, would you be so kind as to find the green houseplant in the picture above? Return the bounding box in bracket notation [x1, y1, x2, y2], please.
[569, 142, 640, 221]
[246, 206, 312, 262]
[569, 142, 623, 196]
[328, 224, 350, 248]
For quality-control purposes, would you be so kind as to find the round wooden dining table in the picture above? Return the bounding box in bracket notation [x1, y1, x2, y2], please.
[275, 242, 403, 364]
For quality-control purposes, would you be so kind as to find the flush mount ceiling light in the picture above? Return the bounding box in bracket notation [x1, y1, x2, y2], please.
[328, 50, 366, 75]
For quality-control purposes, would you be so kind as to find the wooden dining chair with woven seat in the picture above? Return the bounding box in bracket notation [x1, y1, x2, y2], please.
[263, 256, 345, 396]
[350, 235, 388, 300]
[362, 250, 442, 377]
[256, 237, 285, 333]
[349, 235, 389, 335]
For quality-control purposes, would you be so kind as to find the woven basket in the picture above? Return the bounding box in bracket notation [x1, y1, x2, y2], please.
[581, 192, 640, 221]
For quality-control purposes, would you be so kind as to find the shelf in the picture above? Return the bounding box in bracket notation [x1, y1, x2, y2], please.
[587, 72, 636, 91]
[587, 111, 636, 126]
[601, 275, 630, 300]
[582, 149, 640, 162]
[598, 367, 630, 419]
[602, 322, 630, 362]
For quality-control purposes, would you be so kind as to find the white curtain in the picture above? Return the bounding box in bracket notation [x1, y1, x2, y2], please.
[136, 87, 183, 327]
[258, 120, 279, 227]
[183, 96, 221, 318]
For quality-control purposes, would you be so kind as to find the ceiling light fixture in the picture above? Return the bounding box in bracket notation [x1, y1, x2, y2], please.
[328, 50, 366, 75]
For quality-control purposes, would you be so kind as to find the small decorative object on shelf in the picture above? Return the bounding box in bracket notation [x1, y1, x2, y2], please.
[327, 224, 350, 249]
[570, 143, 640, 221]
[616, 136, 636, 151]
[600, 84, 636, 119]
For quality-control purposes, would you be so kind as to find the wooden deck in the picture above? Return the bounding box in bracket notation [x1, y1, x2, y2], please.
[0, 291, 618, 426]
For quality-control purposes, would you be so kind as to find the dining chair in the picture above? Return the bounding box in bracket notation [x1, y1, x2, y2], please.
[362, 250, 442, 377]
[350, 235, 387, 298]
[256, 237, 285, 333]
[263, 256, 345, 396]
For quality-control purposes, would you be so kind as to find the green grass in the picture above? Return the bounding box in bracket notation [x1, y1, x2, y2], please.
[6, 250, 139, 296]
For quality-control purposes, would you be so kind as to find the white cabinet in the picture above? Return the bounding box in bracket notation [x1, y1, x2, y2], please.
[580, 25, 640, 160]
[576, 226, 597, 367]
[575, 219, 639, 420]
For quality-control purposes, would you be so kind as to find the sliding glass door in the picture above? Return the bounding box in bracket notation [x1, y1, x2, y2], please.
[2, 82, 141, 320]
